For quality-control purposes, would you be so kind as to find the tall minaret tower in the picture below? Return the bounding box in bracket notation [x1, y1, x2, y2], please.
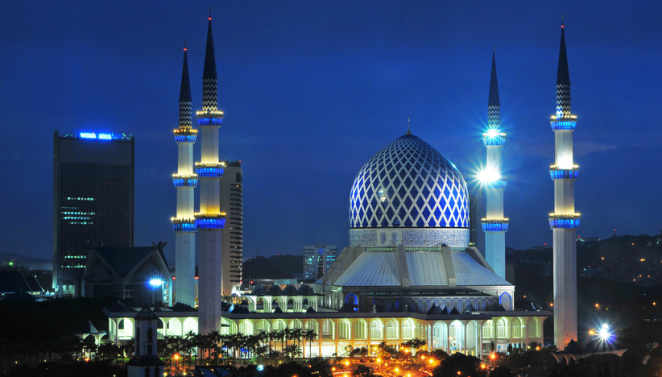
[549, 21, 580, 348]
[171, 46, 197, 306]
[195, 12, 226, 335]
[481, 52, 508, 280]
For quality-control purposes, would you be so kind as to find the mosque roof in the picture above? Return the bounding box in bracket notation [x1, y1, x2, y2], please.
[93, 246, 168, 279]
[327, 248, 510, 288]
[349, 133, 469, 229]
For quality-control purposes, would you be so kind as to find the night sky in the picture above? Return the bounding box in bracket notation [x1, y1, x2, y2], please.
[2, 1, 662, 264]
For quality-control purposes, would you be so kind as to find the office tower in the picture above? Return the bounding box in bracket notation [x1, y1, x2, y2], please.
[53, 130, 134, 297]
[220, 161, 243, 295]
[303, 244, 337, 280]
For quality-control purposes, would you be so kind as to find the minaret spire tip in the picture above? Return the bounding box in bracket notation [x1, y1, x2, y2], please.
[208, 6, 212, 20]
[406, 117, 411, 134]
[488, 51, 500, 108]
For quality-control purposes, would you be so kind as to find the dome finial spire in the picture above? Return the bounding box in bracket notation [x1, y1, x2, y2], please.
[407, 117, 411, 134]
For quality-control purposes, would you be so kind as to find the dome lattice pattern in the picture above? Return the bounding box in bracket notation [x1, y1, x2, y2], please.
[350, 134, 469, 229]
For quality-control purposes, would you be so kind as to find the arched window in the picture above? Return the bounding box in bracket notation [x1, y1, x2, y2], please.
[272, 319, 286, 331]
[147, 327, 153, 355]
[370, 319, 383, 340]
[345, 293, 358, 312]
[168, 318, 182, 336]
[305, 320, 319, 340]
[339, 320, 351, 340]
[482, 320, 493, 338]
[256, 319, 270, 334]
[355, 319, 367, 340]
[256, 298, 265, 310]
[513, 318, 523, 338]
[402, 319, 415, 340]
[289, 319, 303, 330]
[322, 320, 335, 340]
[144, 367, 150, 377]
[239, 320, 254, 335]
[531, 318, 541, 338]
[153, 367, 160, 377]
[497, 318, 508, 338]
[183, 318, 197, 335]
[385, 319, 399, 340]
[287, 298, 294, 311]
[499, 292, 512, 311]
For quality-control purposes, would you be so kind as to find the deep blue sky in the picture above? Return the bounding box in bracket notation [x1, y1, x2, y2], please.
[2, 1, 662, 264]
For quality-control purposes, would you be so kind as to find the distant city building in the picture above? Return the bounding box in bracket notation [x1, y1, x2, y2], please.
[469, 196, 478, 247]
[220, 161, 243, 295]
[303, 244, 337, 280]
[53, 130, 134, 297]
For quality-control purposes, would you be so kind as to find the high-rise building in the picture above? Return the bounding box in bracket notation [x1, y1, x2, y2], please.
[549, 21, 580, 348]
[481, 53, 508, 279]
[303, 244, 337, 281]
[469, 196, 478, 247]
[53, 130, 134, 297]
[220, 161, 243, 295]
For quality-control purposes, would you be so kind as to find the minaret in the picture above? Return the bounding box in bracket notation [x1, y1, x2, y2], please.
[481, 52, 508, 281]
[549, 21, 579, 348]
[171, 45, 197, 306]
[127, 305, 165, 377]
[195, 12, 226, 335]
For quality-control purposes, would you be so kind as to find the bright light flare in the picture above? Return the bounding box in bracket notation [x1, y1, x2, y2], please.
[149, 278, 163, 287]
[485, 128, 500, 138]
[598, 323, 613, 342]
[477, 167, 500, 184]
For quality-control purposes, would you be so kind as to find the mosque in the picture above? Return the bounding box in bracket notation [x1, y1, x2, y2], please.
[105, 15, 585, 358]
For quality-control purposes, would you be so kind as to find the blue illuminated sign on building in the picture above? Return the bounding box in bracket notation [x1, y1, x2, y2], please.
[79, 132, 114, 140]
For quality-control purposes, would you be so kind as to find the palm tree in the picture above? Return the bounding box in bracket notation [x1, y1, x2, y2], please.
[303, 329, 316, 359]
[183, 330, 196, 369]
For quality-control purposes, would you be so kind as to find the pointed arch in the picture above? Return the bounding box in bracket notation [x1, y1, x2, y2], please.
[513, 317, 524, 338]
[322, 319, 335, 340]
[256, 319, 270, 334]
[289, 319, 303, 330]
[496, 318, 508, 338]
[355, 319, 367, 340]
[482, 320, 494, 339]
[370, 319, 383, 340]
[499, 292, 512, 310]
[402, 319, 415, 340]
[339, 319, 351, 340]
[305, 320, 319, 340]
[272, 319, 287, 331]
[531, 317, 541, 338]
[449, 320, 464, 351]
[239, 320, 254, 335]
[432, 321, 448, 350]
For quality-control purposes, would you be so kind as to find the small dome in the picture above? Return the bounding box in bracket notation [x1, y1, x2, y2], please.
[350, 133, 469, 229]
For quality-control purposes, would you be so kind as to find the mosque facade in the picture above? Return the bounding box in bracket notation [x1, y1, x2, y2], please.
[104, 16, 587, 357]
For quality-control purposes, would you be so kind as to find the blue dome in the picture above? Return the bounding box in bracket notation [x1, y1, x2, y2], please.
[350, 133, 469, 229]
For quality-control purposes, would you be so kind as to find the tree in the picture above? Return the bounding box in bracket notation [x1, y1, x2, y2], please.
[432, 352, 485, 377]
[353, 364, 376, 377]
[489, 366, 513, 377]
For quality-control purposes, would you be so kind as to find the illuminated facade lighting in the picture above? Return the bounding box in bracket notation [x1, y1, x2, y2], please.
[482, 52, 508, 279]
[172, 44, 197, 306]
[550, 21, 579, 348]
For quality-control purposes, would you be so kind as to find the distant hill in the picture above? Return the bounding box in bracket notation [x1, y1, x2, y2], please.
[242, 254, 303, 280]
